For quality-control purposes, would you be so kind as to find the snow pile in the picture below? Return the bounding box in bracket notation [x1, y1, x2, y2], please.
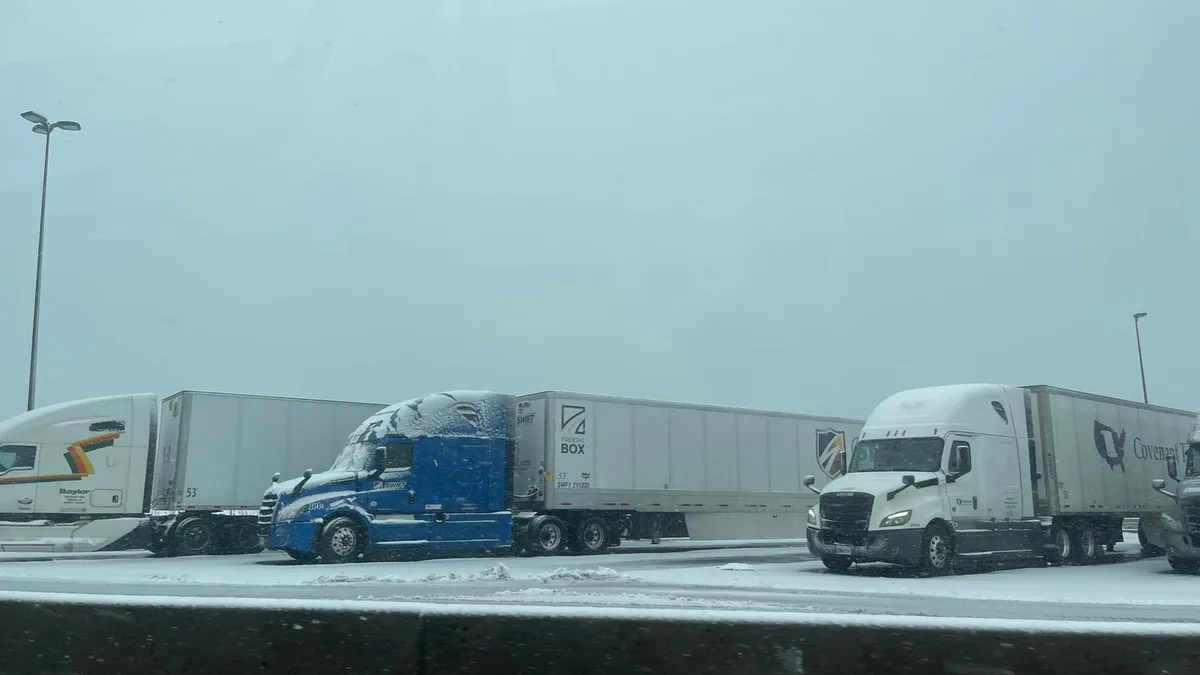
[356, 587, 792, 610]
[418, 563, 514, 583]
[305, 563, 516, 585]
[718, 563, 758, 571]
[528, 566, 633, 583]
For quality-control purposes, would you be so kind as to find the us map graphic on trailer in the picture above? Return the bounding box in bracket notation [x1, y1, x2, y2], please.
[0, 433, 120, 486]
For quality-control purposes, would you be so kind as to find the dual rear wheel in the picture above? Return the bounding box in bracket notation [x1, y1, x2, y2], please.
[523, 515, 613, 555]
[1047, 523, 1105, 565]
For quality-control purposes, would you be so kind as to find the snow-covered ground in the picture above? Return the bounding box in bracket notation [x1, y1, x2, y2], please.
[0, 538, 1195, 622]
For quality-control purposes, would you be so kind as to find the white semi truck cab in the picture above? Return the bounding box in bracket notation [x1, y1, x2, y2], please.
[1152, 414, 1200, 573]
[0, 394, 156, 552]
[805, 383, 1187, 575]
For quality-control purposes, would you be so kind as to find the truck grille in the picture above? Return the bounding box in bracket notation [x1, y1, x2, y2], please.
[819, 491, 874, 546]
[1182, 500, 1200, 538]
[258, 494, 279, 536]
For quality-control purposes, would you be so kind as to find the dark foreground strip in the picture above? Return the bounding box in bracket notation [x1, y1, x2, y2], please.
[0, 598, 1197, 675]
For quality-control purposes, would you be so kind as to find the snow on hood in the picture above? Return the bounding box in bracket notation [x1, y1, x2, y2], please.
[269, 470, 359, 496]
[328, 390, 513, 472]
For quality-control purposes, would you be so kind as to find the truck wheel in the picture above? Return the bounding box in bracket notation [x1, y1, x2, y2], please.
[527, 515, 567, 555]
[231, 522, 264, 554]
[1070, 527, 1099, 565]
[1168, 556, 1200, 574]
[286, 550, 318, 562]
[174, 517, 217, 556]
[1046, 525, 1071, 565]
[317, 517, 365, 564]
[918, 524, 954, 576]
[1139, 523, 1165, 557]
[571, 518, 611, 554]
[822, 556, 852, 573]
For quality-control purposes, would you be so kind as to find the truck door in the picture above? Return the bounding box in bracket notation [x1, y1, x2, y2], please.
[430, 440, 495, 547]
[369, 440, 432, 547]
[0, 444, 39, 515]
[942, 436, 989, 553]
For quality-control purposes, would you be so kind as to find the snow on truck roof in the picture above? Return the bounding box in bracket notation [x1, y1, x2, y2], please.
[330, 391, 511, 471]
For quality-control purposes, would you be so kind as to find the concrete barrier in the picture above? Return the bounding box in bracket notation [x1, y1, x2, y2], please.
[0, 596, 1197, 674]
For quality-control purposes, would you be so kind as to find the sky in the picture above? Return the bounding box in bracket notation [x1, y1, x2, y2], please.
[1, 0, 1198, 421]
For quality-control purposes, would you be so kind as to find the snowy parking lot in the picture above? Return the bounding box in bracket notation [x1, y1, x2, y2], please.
[0, 537, 1197, 622]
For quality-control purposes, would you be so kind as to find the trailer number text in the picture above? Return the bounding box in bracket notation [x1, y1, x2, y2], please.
[185, 488, 198, 498]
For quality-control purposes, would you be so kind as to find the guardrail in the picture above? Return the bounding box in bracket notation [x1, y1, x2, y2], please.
[0, 595, 1196, 674]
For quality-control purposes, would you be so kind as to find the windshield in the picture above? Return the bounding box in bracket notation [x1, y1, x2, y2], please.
[847, 437, 945, 473]
[329, 443, 370, 473]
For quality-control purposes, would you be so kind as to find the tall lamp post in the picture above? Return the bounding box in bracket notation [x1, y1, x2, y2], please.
[21, 110, 81, 411]
[1133, 312, 1148, 404]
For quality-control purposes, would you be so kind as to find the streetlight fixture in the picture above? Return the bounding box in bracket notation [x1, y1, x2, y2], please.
[20, 110, 82, 411]
[1133, 312, 1148, 404]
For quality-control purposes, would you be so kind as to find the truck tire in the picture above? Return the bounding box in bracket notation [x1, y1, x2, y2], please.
[317, 517, 365, 564]
[230, 522, 264, 555]
[286, 550, 318, 562]
[174, 517, 217, 556]
[1139, 523, 1165, 557]
[571, 518, 611, 554]
[821, 556, 852, 573]
[1070, 527, 1099, 565]
[1046, 525, 1071, 565]
[527, 515, 567, 555]
[917, 524, 954, 576]
[1168, 556, 1200, 574]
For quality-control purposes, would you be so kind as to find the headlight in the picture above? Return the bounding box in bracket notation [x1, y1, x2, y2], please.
[1162, 513, 1182, 532]
[879, 510, 912, 527]
[807, 508, 817, 526]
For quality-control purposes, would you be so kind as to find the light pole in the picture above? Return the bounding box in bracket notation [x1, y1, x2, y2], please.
[1133, 312, 1148, 404]
[21, 110, 81, 411]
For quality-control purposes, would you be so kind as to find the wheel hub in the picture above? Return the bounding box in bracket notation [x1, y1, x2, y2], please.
[330, 527, 357, 556]
[928, 534, 948, 568]
[539, 524, 561, 549]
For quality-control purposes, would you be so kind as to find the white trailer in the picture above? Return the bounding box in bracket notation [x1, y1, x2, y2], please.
[805, 384, 1195, 575]
[0, 391, 384, 554]
[512, 391, 866, 544]
[147, 391, 387, 555]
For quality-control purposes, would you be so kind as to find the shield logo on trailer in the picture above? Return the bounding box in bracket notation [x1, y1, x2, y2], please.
[816, 428, 846, 478]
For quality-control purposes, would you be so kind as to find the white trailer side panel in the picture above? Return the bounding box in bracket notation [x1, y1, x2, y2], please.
[1036, 388, 1193, 516]
[157, 392, 385, 511]
[535, 392, 864, 513]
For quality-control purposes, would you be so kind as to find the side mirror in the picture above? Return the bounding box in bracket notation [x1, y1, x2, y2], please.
[1167, 454, 1178, 481]
[901, 474, 915, 486]
[303, 469, 313, 479]
[374, 446, 387, 469]
[1153, 478, 1176, 499]
[272, 472, 280, 484]
[802, 474, 819, 495]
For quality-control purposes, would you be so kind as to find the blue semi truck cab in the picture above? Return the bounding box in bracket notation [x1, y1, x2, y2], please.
[260, 391, 530, 563]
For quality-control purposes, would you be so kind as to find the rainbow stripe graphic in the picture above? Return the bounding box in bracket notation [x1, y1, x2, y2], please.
[0, 432, 121, 486]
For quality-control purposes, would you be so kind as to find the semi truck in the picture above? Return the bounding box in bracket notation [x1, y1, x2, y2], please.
[803, 384, 1194, 575]
[261, 390, 865, 563]
[1151, 412, 1200, 573]
[0, 391, 385, 554]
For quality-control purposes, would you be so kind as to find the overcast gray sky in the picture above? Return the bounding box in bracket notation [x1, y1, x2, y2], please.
[2, 1, 1197, 420]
